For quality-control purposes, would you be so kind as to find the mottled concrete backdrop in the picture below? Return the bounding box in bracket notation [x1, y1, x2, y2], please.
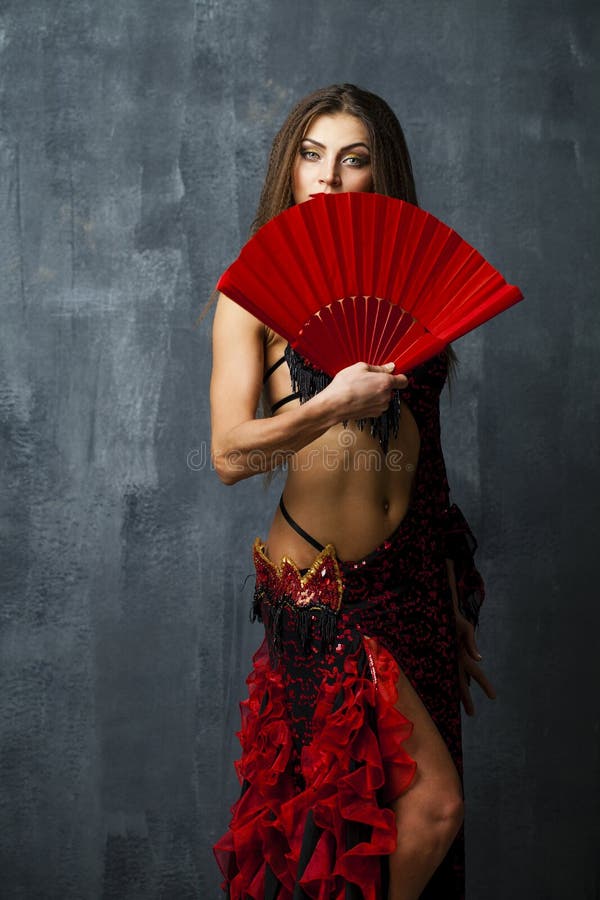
[1, 1, 598, 898]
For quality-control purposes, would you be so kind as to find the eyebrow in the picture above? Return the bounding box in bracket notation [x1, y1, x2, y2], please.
[301, 137, 371, 153]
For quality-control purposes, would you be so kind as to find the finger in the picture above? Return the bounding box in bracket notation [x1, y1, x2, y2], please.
[459, 669, 475, 716]
[465, 628, 482, 662]
[472, 667, 496, 699]
[465, 660, 497, 700]
[480, 676, 497, 700]
[366, 362, 395, 373]
[380, 362, 408, 385]
[363, 362, 408, 388]
[457, 657, 475, 716]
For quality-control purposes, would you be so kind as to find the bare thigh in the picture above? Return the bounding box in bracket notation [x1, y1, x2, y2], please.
[383, 655, 463, 900]
[390, 661, 462, 811]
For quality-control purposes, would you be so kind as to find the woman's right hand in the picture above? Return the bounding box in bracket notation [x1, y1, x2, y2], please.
[325, 361, 408, 421]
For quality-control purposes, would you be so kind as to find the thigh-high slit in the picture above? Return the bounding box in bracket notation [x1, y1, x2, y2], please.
[214, 497, 465, 900]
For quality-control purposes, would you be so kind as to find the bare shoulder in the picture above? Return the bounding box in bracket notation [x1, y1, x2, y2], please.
[213, 292, 263, 338]
[212, 293, 265, 368]
[210, 293, 265, 434]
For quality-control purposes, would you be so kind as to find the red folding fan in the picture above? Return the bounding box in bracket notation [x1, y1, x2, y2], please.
[216, 192, 523, 375]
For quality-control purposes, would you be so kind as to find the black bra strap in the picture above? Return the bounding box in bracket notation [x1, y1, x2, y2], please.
[279, 495, 325, 553]
[271, 392, 301, 413]
[263, 354, 286, 384]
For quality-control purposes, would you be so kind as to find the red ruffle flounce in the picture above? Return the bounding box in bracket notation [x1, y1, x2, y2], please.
[214, 635, 417, 899]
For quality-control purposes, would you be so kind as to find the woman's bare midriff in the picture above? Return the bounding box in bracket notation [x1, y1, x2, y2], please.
[263, 335, 421, 567]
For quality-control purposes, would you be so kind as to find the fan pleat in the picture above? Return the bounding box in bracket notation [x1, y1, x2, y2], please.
[438, 284, 522, 340]
[298, 307, 346, 374]
[393, 334, 448, 372]
[384, 318, 421, 364]
[409, 231, 465, 315]
[354, 296, 368, 361]
[297, 331, 331, 373]
[381, 309, 417, 364]
[316, 196, 350, 299]
[388, 204, 429, 302]
[276, 211, 329, 317]
[400, 216, 447, 314]
[345, 297, 361, 361]
[370, 302, 397, 362]
[332, 299, 356, 362]
[364, 298, 383, 362]
[426, 248, 487, 318]
[338, 196, 357, 290]
[216, 193, 523, 376]
[379, 202, 407, 299]
[362, 297, 382, 360]
[431, 268, 501, 331]
[364, 197, 383, 289]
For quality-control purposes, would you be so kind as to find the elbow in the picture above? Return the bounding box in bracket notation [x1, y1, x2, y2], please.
[211, 445, 245, 486]
[216, 467, 241, 487]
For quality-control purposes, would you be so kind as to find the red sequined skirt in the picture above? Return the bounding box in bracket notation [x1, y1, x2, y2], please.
[214, 506, 464, 899]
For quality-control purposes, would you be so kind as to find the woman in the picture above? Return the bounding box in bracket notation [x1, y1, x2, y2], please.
[210, 84, 496, 900]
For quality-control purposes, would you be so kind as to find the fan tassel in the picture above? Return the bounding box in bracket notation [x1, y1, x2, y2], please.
[284, 344, 401, 454]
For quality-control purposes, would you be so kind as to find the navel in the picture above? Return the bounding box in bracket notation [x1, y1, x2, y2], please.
[383, 498, 390, 514]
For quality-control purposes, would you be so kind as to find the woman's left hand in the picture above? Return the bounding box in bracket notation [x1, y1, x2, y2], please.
[454, 610, 497, 716]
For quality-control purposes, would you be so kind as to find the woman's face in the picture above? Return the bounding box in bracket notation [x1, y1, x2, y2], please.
[291, 112, 373, 204]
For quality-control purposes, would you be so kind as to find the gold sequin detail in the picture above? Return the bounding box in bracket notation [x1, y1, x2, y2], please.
[253, 537, 344, 612]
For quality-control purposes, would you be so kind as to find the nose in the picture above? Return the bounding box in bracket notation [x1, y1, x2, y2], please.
[319, 161, 341, 188]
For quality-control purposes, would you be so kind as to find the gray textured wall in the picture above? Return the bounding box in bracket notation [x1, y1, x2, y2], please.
[1, 1, 598, 898]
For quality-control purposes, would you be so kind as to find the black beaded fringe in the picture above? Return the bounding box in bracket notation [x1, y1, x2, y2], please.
[252, 585, 339, 661]
[284, 343, 402, 454]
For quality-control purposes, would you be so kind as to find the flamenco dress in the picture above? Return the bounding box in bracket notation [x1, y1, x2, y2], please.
[214, 349, 485, 900]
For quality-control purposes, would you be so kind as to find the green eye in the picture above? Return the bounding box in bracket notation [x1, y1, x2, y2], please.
[344, 155, 369, 167]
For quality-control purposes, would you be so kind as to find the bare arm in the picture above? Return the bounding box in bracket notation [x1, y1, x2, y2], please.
[210, 294, 407, 485]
